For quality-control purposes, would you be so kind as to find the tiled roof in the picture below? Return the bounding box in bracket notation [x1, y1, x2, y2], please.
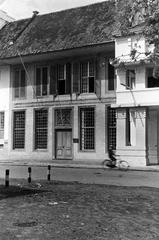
[0, 1, 116, 59]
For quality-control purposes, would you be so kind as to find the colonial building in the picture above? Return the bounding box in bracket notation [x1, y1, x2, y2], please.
[0, 1, 117, 165]
[113, 24, 158, 167]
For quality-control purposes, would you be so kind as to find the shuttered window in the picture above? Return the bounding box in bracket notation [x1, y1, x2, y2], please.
[35, 109, 48, 149]
[80, 61, 95, 93]
[13, 68, 26, 98]
[36, 66, 49, 96]
[13, 111, 25, 149]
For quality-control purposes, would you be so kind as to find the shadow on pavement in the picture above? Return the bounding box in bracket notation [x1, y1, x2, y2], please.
[0, 185, 47, 200]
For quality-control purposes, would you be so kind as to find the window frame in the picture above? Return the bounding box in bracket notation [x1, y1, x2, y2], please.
[34, 108, 48, 150]
[146, 67, 159, 88]
[57, 64, 66, 95]
[126, 69, 136, 89]
[13, 68, 26, 99]
[80, 60, 95, 93]
[13, 110, 25, 150]
[35, 65, 49, 97]
[0, 111, 5, 145]
[79, 107, 95, 151]
[125, 108, 131, 146]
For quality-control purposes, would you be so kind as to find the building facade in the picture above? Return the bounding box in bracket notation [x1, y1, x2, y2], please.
[0, 1, 117, 165]
[113, 27, 159, 167]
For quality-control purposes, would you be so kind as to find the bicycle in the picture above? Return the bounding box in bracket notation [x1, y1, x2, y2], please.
[102, 154, 129, 171]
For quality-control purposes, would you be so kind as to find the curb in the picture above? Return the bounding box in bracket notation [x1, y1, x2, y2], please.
[0, 161, 159, 172]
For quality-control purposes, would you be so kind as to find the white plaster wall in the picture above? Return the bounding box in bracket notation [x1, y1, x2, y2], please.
[116, 36, 147, 60]
[0, 66, 10, 150]
[116, 108, 147, 167]
[73, 103, 108, 162]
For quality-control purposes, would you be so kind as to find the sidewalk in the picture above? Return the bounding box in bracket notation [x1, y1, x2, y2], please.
[1, 165, 159, 188]
[1, 159, 159, 172]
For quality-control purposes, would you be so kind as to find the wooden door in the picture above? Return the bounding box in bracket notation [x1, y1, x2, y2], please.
[56, 130, 72, 159]
[148, 110, 158, 164]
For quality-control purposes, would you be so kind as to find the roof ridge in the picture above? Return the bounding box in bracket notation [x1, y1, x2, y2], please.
[11, 0, 112, 23]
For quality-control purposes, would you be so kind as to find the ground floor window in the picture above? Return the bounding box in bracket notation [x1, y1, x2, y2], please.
[108, 107, 116, 150]
[0, 112, 4, 141]
[80, 107, 95, 150]
[126, 109, 131, 146]
[35, 109, 48, 149]
[13, 111, 25, 149]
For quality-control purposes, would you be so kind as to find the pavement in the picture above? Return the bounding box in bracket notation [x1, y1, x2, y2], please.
[1, 165, 159, 188]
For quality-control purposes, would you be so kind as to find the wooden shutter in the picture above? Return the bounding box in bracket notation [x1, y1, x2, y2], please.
[20, 69, 26, 98]
[66, 63, 71, 94]
[50, 65, 57, 95]
[108, 63, 115, 90]
[72, 62, 80, 93]
[95, 58, 101, 99]
[14, 69, 20, 98]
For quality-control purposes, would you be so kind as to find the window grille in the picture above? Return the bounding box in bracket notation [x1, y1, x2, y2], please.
[55, 109, 72, 126]
[108, 107, 116, 150]
[35, 109, 48, 149]
[13, 111, 25, 149]
[14, 68, 26, 98]
[80, 108, 95, 150]
[0, 112, 4, 140]
[80, 61, 95, 93]
[36, 66, 48, 96]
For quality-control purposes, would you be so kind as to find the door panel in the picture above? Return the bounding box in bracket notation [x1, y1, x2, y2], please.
[56, 131, 72, 159]
[56, 131, 64, 158]
[148, 110, 158, 164]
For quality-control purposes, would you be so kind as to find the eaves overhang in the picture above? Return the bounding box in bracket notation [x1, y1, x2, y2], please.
[0, 40, 115, 65]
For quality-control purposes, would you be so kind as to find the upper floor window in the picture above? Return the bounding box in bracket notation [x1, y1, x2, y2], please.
[50, 63, 71, 96]
[126, 70, 135, 89]
[147, 68, 159, 88]
[58, 64, 66, 95]
[36, 66, 49, 96]
[13, 68, 26, 98]
[108, 63, 115, 91]
[80, 61, 95, 93]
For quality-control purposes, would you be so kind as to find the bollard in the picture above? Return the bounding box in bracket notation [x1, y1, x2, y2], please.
[5, 169, 9, 187]
[28, 167, 32, 183]
[47, 165, 51, 181]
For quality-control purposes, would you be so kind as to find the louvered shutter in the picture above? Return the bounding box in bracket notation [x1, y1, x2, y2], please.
[95, 58, 101, 99]
[50, 65, 57, 95]
[66, 63, 71, 94]
[14, 69, 20, 98]
[72, 62, 80, 93]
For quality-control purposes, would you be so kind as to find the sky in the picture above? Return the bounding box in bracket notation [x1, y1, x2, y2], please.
[0, 0, 106, 20]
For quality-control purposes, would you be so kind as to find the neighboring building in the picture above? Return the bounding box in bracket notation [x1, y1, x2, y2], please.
[0, 1, 117, 165]
[0, 10, 14, 28]
[113, 24, 158, 167]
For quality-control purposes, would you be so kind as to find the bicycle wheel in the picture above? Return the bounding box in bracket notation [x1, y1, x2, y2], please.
[118, 160, 129, 170]
[103, 159, 116, 168]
